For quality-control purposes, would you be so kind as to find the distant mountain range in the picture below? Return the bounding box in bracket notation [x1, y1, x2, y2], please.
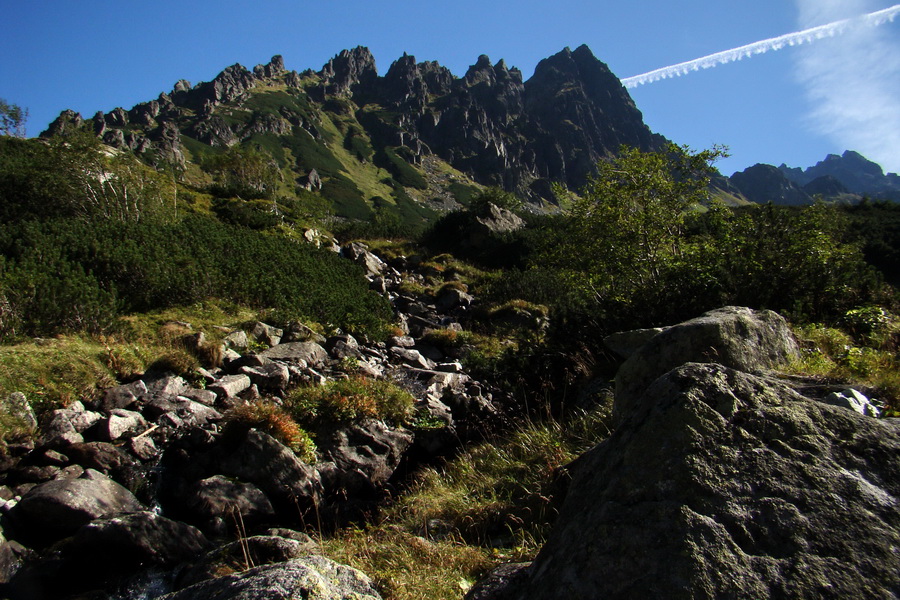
[729, 151, 900, 205]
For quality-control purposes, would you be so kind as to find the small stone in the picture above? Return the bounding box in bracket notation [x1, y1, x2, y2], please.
[208, 374, 252, 399]
[823, 388, 881, 418]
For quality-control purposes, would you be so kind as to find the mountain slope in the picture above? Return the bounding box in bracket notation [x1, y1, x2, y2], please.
[41, 46, 664, 221]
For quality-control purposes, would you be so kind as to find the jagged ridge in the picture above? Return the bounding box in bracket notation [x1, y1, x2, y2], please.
[42, 45, 664, 214]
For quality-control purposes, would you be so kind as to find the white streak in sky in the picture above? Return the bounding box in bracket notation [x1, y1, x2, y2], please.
[622, 4, 900, 89]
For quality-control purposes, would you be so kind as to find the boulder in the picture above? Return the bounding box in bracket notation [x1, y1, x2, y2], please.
[218, 429, 323, 511]
[223, 329, 250, 351]
[63, 442, 141, 485]
[62, 511, 210, 572]
[461, 203, 525, 251]
[240, 362, 291, 392]
[325, 334, 361, 360]
[341, 242, 386, 278]
[517, 363, 900, 599]
[259, 342, 328, 366]
[9, 473, 144, 543]
[317, 420, 414, 497]
[38, 402, 103, 447]
[251, 321, 283, 347]
[435, 287, 474, 311]
[602, 327, 668, 360]
[390, 347, 434, 370]
[183, 475, 275, 531]
[144, 374, 190, 397]
[614, 306, 800, 427]
[98, 408, 149, 442]
[176, 534, 317, 589]
[465, 562, 531, 600]
[179, 387, 218, 406]
[208, 374, 252, 400]
[97, 380, 148, 412]
[158, 556, 382, 600]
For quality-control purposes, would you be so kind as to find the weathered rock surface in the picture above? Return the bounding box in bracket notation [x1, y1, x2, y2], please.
[259, 341, 328, 366]
[158, 556, 382, 600]
[62, 511, 210, 572]
[614, 306, 800, 426]
[217, 429, 323, 511]
[465, 562, 532, 600]
[602, 326, 668, 360]
[176, 534, 317, 589]
[520, 363, 900, 599]
[183, 475, 275, 530]
[317, 420, 414, 497]
[9, 474, 144, 543]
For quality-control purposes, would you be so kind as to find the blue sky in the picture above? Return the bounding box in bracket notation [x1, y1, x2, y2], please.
[3, 1, 898, 175]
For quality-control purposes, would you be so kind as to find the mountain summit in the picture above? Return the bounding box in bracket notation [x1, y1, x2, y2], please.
[41, 46, 663, 218]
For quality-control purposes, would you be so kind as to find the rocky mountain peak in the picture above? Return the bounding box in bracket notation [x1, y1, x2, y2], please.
[523, 44, 659, 188]
[39, 44, 665, 204]
[319, 46, 377, 96]
[730, 163, 812, 206]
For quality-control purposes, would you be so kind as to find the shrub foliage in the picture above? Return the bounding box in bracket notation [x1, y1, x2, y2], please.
[0, 215, 392, 339]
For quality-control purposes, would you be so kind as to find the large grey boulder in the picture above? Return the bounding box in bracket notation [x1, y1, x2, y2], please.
[9, 473, 144, 543]
[159, 556, 382, 600]
[613, 306, 799, 426]
[96, 379, 148, 412]
[218, 429, 323, 510]
[208, 374, 252, 400]
[177, 534, 318, 589]
[62, 511, 210, 570]
[465, 562, 531, 600]
[184, 475, 275, 531]
[317, 420, 414, 497]
[341, 242, 386, 278]
[38, 401, 103, 447]
[518, 363, 900, 599]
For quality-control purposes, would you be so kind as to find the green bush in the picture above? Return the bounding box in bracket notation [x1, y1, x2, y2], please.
[377, 147, 427, 190]
[0, 215, 392, 339]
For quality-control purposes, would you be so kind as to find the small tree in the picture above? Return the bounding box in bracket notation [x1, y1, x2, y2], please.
[550, 144, 726, 298]
[49, 131, 173, 223]
[204, 145, 280, 199]
[0, 99, 28, 138]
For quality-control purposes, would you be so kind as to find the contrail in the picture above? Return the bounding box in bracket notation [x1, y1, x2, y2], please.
[622, 4, 900, 88]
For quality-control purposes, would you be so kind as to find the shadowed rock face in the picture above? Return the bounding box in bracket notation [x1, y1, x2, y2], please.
[730, 163, 813, 206]
[519, 363, 900, 599]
